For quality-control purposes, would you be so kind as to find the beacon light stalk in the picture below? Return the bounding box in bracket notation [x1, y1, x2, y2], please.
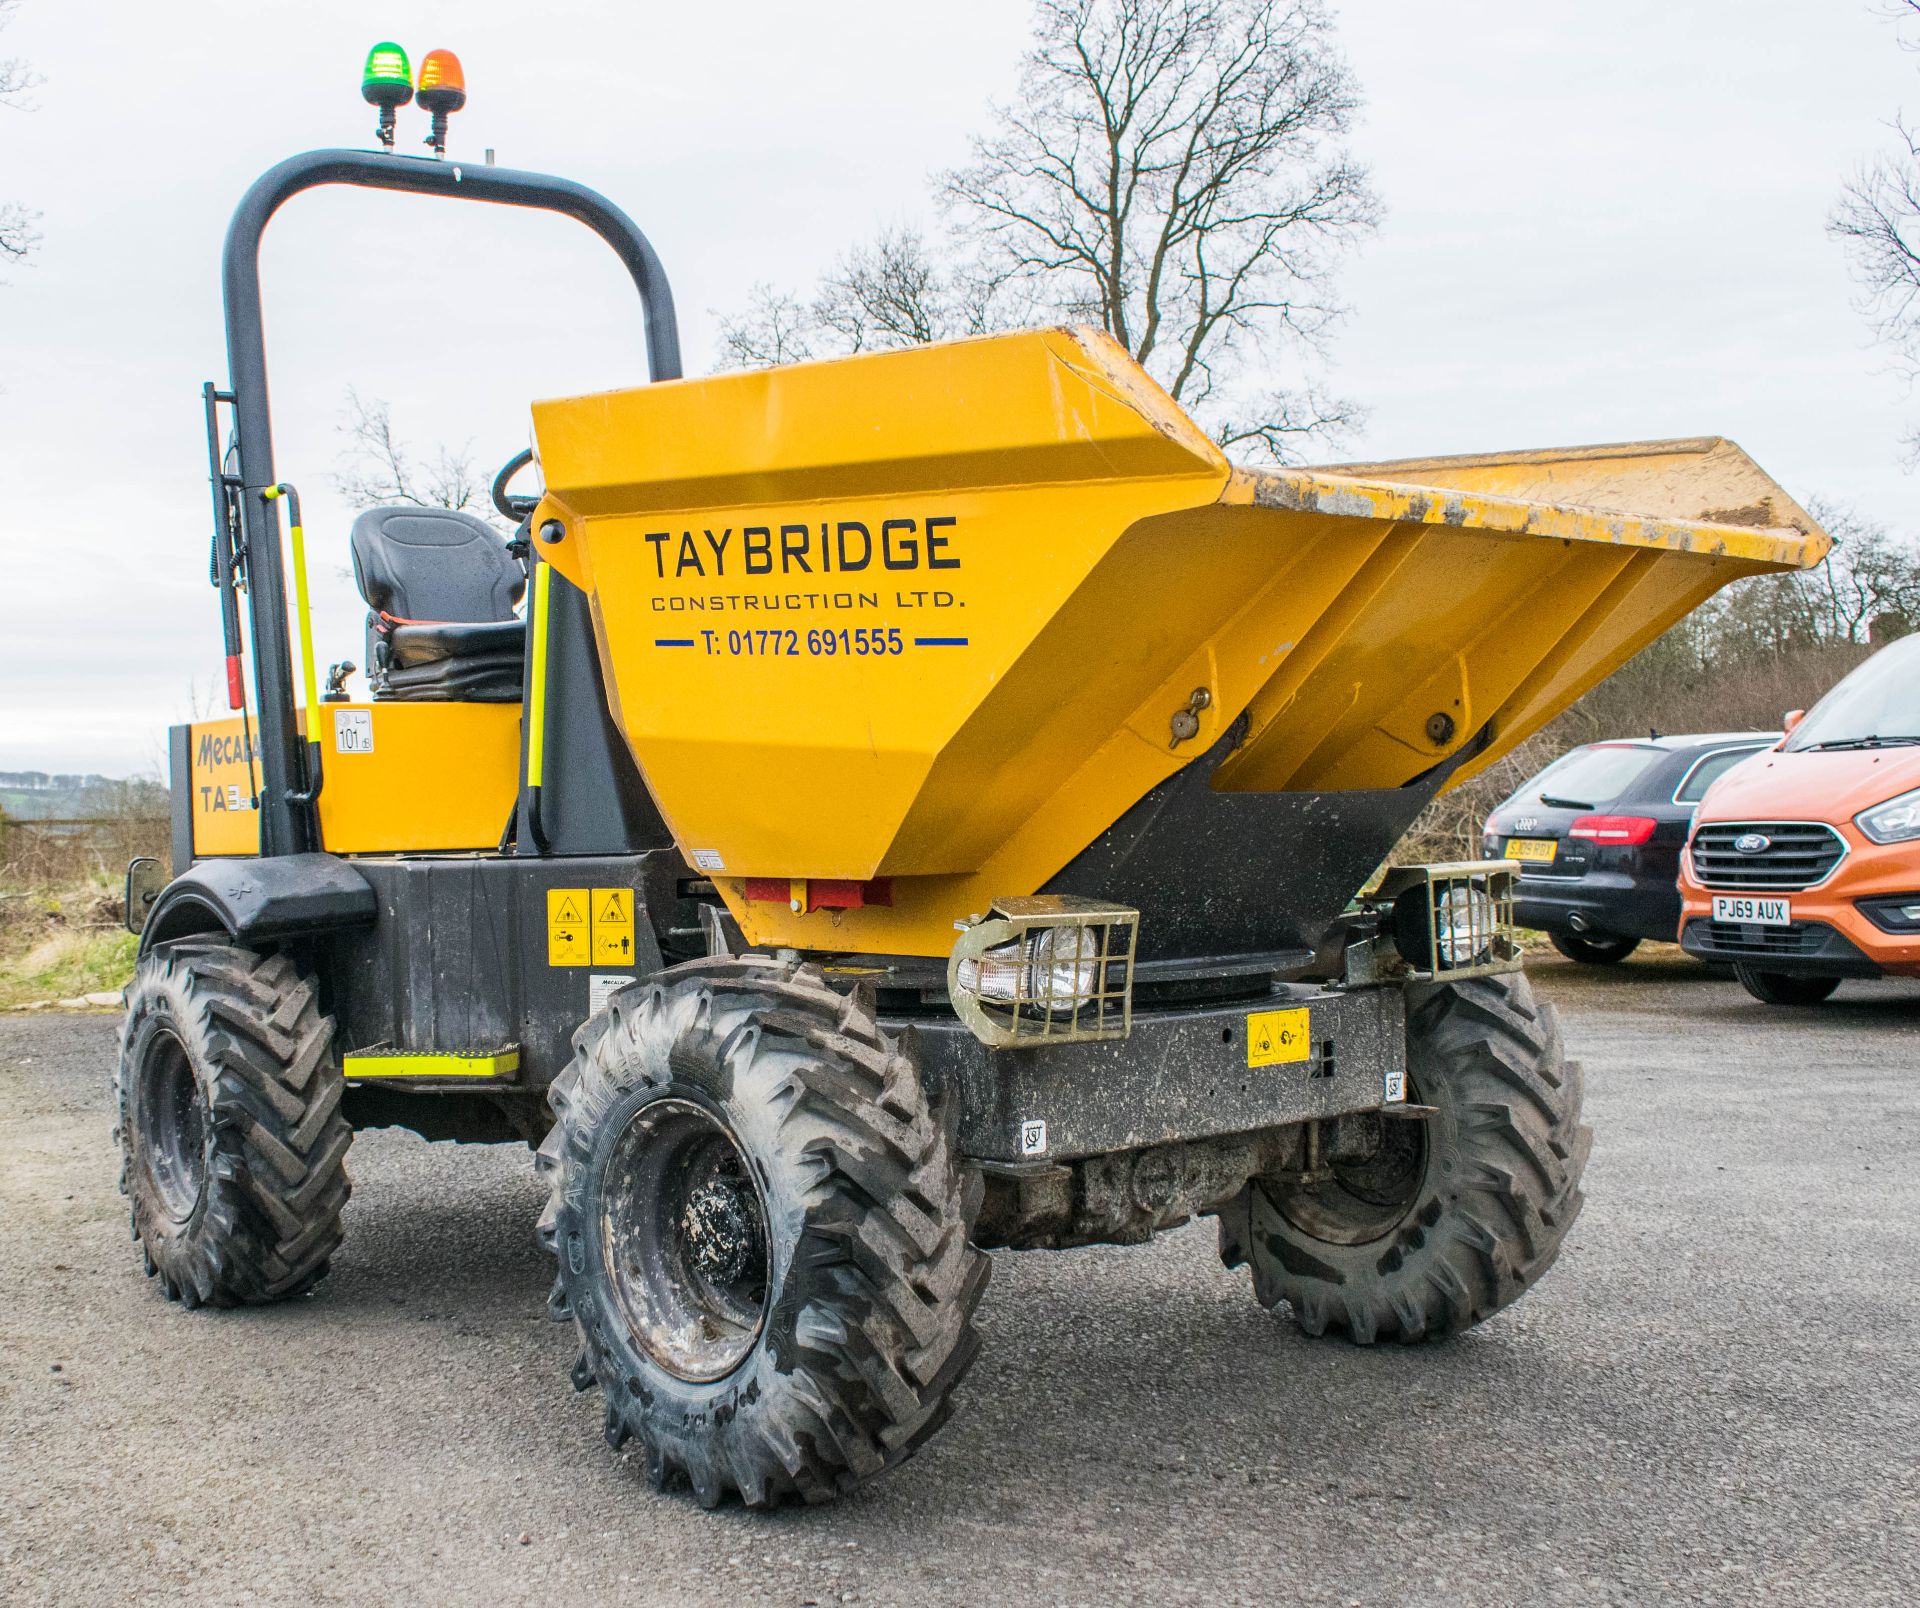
[360, 41, 413, 149]
[417, 49, 466, 157]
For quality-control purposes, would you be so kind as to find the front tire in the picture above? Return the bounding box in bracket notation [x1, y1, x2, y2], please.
[1549, 929, 1640, 966]
[1734, 966, 1841, 1006]
[115, 942, 352, 1307]
[537, 956, 988, 1507]
[1218, 972, 1589, 1343]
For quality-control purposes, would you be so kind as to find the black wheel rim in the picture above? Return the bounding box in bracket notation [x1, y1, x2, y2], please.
[600, 1097, 771, 1383]
[138, 1026, 208, 1225]
[1271, 1103, 1430, 1247]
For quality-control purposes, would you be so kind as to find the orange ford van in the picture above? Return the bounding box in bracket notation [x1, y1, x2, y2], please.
[1679, 634, 1920, 1004]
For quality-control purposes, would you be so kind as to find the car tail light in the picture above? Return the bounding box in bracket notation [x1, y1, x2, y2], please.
[1569, 814, 1657, 846]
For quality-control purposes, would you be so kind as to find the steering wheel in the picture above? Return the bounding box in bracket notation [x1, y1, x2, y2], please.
[492, 448, 541, 523]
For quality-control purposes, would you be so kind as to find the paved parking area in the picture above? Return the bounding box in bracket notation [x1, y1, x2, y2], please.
[3, 955, 1917, 1606]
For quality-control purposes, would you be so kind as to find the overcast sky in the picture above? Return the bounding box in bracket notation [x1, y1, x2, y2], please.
[2, 0, 1916, 777]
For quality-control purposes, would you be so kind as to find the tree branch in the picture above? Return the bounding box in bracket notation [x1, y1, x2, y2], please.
[1, 0, 42, 271]
[718, 0, 1376, 460]
[330, 390, 495, 521]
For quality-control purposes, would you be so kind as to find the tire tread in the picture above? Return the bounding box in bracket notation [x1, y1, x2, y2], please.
[538, 956, 986, 1508]
[1228, 971, 1588, 1344]
[117, 942, 351, 1307]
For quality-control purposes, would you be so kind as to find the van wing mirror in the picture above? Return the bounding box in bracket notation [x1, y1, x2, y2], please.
[1782, 709, 1805, 736]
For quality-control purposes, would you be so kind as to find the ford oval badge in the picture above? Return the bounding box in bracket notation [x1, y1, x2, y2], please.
[1734, 832, 1771, 854]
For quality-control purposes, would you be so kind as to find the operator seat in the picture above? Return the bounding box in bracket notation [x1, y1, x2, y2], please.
[348, 507, 527, 702]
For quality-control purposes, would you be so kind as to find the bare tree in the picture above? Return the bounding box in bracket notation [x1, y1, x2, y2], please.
[718, 285, 822, 368]
[1830, 0, 1920, 455]
[331, 389, 498, 522]
[1804, 503, 1920, 641]
[1, 0, 43, 268]
[948, 0, 1377, 455]
[717, 229, 999, 366]
[718, 0, 1379, 461]
[1659, 501, 1920, 664]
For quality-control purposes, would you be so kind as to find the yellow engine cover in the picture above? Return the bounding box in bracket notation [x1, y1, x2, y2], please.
[186, 701, 521, 858]
[528, 327, 1827, 956]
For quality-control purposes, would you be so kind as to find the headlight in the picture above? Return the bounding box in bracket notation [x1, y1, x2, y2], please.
[1434, 884, 1497, 967]
[954, 924, 1102, 1007]
[1392, 879, 1498, 969]
[947, 897, 1139, 1048]
[1856, 786, 1920, 844]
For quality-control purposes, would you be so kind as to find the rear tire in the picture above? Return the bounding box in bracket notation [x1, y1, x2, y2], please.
[537, 956, 988, 1507]
[1733, 966, 1841, 1006]
[1218, 971, 1589, 1343]
[1549, 929, 1640, 965]
[115, 942, 351, 1307]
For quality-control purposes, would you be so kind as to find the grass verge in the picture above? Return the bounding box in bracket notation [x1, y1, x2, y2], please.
[0, 884, 138, 1009]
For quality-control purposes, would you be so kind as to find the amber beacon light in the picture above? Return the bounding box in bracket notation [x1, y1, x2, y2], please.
[416, 49, 467, 157]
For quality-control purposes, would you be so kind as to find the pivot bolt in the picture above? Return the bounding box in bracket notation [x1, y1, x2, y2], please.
[539, 520, 566, 545]
[1169, 687, 1212, 749]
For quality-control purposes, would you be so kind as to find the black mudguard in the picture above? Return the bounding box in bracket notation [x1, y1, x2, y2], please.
[140, 853, 376, 953]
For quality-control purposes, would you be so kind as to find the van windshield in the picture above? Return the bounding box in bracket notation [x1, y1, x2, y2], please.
[1783, 635, 1920, 752]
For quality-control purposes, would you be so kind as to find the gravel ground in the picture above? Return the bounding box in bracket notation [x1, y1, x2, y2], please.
[3, 954, 1917, 1607]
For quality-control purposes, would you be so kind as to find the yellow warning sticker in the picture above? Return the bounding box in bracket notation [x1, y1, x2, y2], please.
[591, 887, 636, 965]
[1246, 1007, 1311, 1068]
[547, 888, 590, 967]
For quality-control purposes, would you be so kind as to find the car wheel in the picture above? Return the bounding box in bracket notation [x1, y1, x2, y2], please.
[1733, 966, 1841, 1006]
[1548, 929, 1640, 966]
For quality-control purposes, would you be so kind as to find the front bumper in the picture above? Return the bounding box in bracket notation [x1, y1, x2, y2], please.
[895, 981, 1406, 1163]
[1679, 832, 1920, 979]
[1678, 916, 1884, 978]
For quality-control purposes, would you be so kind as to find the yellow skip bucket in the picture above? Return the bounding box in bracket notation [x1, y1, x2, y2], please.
[528, 327, 1827, 956]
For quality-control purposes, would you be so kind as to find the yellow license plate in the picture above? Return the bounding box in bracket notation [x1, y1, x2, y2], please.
[1246, 1007, 1311, 1068]
[1503, 837, 1558, 864]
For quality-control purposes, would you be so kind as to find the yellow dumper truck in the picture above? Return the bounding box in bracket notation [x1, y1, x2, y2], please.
[117, 79, 1828, 1507]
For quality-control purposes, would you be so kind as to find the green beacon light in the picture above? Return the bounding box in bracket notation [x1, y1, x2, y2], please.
[360, 42, 413, 149]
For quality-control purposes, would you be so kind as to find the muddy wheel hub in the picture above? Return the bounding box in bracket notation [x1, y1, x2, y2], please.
[601, 1098, 772, 1382]
[680, 1172, 760, 1286]
[138, 1026, 209, 1224]
[1271, 1100, 1431, 1248]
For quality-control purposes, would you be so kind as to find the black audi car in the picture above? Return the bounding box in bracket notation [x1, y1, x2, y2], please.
[1482, 732, 1780, 963]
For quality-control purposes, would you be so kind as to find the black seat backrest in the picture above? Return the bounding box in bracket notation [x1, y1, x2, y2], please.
[349, 506, 524, 623]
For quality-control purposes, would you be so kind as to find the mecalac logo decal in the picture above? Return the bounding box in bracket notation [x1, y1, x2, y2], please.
[1734, 832, 1771, 854]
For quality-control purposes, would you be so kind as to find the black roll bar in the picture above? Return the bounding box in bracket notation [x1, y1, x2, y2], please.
[220, 148, 682, 857]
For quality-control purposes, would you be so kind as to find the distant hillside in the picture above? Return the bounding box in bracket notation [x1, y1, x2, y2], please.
[0, 772, 151, 821]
